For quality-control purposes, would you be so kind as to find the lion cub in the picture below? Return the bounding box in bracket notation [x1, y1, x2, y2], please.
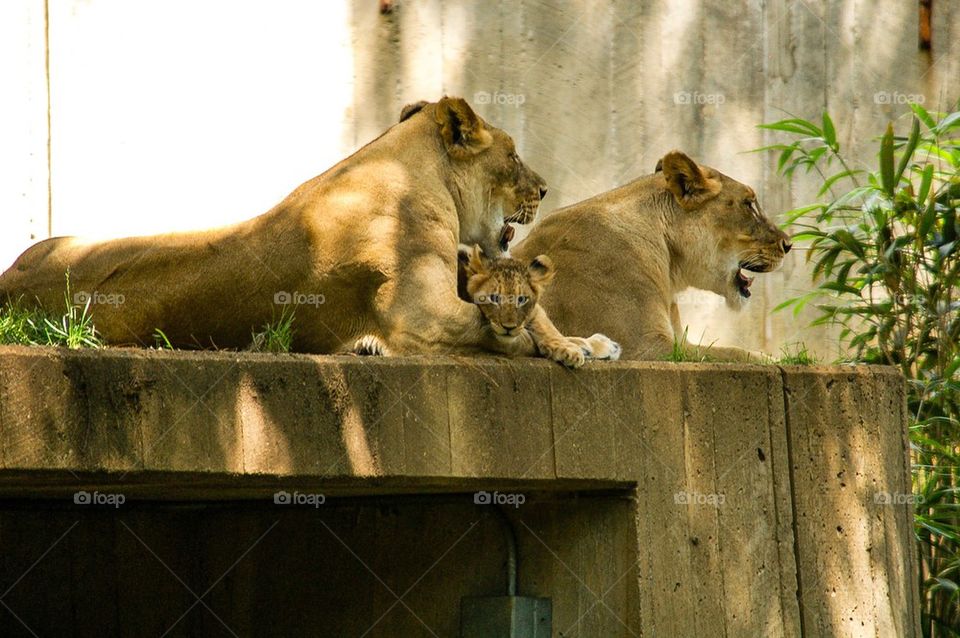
[353, 246, 611, 367]
[457, 245, 598, 367]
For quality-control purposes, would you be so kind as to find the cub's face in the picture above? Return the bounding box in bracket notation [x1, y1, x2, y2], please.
[657, 151, 792, 309]
[462, 246, 554, 338]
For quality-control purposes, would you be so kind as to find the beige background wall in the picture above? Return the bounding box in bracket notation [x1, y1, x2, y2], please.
[1, 0, 958, 357]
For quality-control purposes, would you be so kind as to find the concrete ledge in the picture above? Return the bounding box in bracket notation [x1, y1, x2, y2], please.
[0, 346, 919, 637]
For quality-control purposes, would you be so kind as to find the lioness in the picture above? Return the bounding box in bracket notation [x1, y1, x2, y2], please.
[512, 150, 792, 362]
[0, 97, 614, 360]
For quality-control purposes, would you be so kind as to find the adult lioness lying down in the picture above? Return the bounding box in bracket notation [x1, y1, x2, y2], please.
[0, 97, 615, 362]
[512, 151, 792, 362]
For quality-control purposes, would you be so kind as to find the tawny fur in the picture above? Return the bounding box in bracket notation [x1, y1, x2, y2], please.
[513, 150, 792, 362]
[0, 98, 564, 356]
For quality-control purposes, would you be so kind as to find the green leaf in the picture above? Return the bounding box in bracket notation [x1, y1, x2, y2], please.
[934, 111, 960, 135]
[822, 111, 838, 151]
[789, 230, 828, 242]
[833, 228, 867, 258]
[784, 204, 827, 226]
[818, 170, 864, 197]
[910, 102, 937, 129]
[758, 118, 823, 137]
[772, 297, 800, 313]
[917, 163, 935, 208]
[894, 116, 920, 188]
[879, 123, 896, 197]
[821, 281, 862, 296]
[777, 146, 796, 174]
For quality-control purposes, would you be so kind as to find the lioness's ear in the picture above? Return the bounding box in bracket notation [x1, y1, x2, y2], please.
[435, 96, 493, 159]
[659, 150, 721, 210]
[399, 100, 428, 122]
[527, 254, 555, 289]
[466, 244, 490, 277]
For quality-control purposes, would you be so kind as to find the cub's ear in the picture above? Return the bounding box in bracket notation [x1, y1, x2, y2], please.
[435, 96, 493, 159]
[527, 254, 555, 289]
[466, 244, 490, 277]
[399, 100, 428, 122]
[659, 150, 722, 210]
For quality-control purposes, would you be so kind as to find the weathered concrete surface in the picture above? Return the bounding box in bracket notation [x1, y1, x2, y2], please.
[0, 346, 918, 636]
[782, 366, 920, 637]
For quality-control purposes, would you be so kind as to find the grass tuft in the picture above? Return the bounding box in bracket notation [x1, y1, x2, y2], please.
[777, 341, 818, 365]
[250, 307, 295, 353]
[153, 328, 174, 350]
[665, 328, 716, 363]
[0, 272, 101, 349]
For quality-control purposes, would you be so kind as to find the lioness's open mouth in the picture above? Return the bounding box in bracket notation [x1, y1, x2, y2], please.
[735, 269, 754, 298]
[499, 223, 516, 252]
[734, 261, 772, 298]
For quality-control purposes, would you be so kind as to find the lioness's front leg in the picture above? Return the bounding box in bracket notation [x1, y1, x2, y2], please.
[635, 334, 766, 363]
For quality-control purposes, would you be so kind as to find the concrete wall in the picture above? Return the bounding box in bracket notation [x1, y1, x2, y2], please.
[1, 1, 958, 350]
[0, 347, 918, 636]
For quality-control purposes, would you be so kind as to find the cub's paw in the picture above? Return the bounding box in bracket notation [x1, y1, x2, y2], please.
[353, 335, 390, 357]
[538, 338, 586, 369]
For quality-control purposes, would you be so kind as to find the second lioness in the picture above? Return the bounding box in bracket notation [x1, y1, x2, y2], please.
[513, 150, 792, 362]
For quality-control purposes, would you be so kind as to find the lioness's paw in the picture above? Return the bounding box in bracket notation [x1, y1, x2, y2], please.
[586, 333, 621, 360]
[353, 335, 390, 357]
[567, 334, 622, 361]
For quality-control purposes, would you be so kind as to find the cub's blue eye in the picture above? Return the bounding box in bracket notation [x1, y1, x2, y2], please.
[517, 295, 529, 306]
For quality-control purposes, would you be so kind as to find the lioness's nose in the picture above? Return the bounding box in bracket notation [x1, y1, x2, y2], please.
[781, 239, 793, 254]
[539, 186, 548, 200]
